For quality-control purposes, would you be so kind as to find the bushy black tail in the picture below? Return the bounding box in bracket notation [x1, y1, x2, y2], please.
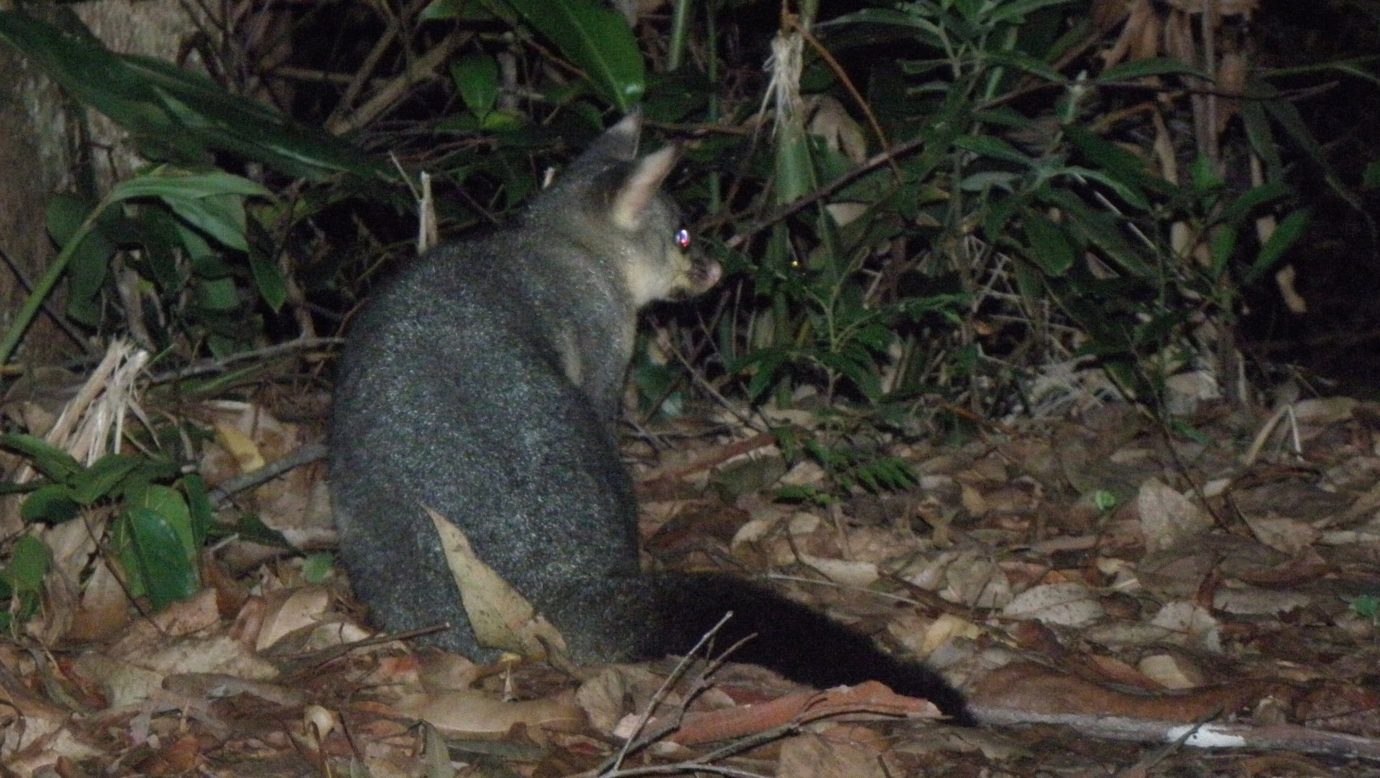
[633, 573, 973, 726]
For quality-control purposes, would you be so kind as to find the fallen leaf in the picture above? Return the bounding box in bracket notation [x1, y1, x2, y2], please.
[778, 730, 887, 778]
[393, 690, 586, 737]
[425, 507, 570, 661]
[1137, 478, 1213, 551]
[1002, 582, 1105, 627]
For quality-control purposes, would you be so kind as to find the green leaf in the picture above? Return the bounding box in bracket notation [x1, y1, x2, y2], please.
[47, 194, 116, 318]
[955, 134, 1033, 167]
[1098, 57, 1207, 82]
[1219, 181, 1290, 226]
[3, 535, 50, 594]
[111, 167, 271, 201]
[986, 0, 1074, 24]
[0, 12, 189, 153]
[497, 0, 645, 109]
[181, 474, 213, 549]
[123, 506, 199, 609]
[1245, 209, 1311, 285]
[983, 49, 1066, 83]
[196, 276, 242, 312]
[0, 434, 82, 481]
[0, 13, 387, 180]
[248, 253, 289, 311]
[302, 553, 335, 584]
[1022, 211, 1075, 276]
[1209, 223, 1238, 278]
[69, 455, 141, 504]
[451, 54, 500, 117]
[20, 484, 80, 524]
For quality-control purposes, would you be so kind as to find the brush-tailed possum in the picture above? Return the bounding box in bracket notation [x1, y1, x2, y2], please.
[330, 114, 971, 725]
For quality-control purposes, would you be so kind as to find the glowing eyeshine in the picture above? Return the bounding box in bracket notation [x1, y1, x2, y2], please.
[674, 228, 691, 250]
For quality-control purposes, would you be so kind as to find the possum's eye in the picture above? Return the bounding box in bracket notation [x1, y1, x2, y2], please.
[674, 228, 691, 250]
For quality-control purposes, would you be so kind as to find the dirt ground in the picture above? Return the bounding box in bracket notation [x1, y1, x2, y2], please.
[4, 394, 1380, 776]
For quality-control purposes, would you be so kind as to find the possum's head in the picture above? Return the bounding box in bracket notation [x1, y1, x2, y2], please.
[543, 113, 722, 308]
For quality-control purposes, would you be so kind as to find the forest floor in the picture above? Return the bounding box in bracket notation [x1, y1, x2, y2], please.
[4, 389, 1380, 776]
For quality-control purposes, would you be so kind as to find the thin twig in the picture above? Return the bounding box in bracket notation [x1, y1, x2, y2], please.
[145, 337, 342, 385]
[209, 442, 327, 507]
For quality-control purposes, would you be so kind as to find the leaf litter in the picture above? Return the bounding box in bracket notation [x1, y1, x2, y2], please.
[3, 392, 1380, 775]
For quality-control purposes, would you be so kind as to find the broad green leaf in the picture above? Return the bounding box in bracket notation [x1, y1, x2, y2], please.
[1189, 155, 1224, 197]
[451, 55, 500, 117]
[0, 13, 387, 180]
[1058, 165, 1151, 211]
[0, 434, 82, 481]
[47, 194, 116, 317]
[126, 56, 389, 180]
[497, 0, 645, 109]
[124, 506, 199, 609]
[161, 195, 249, 252]
[1064, 125, 1169, 196]
[195, 276, 241, 312]
[70, 455, 142, 504]
[1046, 190, 1155, 277]
[111, 167, 270, 201]
[131, 484, 194, 537]
[0, 12, 191, 154]
[248, 253, 289, 312]
[19, 484, 80, 524]
[3, 535, 50, 593]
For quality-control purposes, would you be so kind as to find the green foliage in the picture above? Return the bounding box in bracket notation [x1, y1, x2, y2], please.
[0, 536, 51, 633]
[773, 424, 919, 504]
[0, 2, 1372, 515]
[0, 12, 385, 181]
[0, 435, 209, 612]
[0, 166, 277, 364]
[1347, 593, 1380, 631]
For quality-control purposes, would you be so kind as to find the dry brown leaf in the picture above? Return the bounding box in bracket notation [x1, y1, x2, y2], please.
[425, 507, 569, 661]
[1243, 514, 1319, 555]
[798, 554, 879, 588]
[1002, 582, 1105, 627]
[393, 689, 586, 737]
[1136, 478, 1213, 551]
[254, 586, 332, 651]
[108, 588, 221, 656]
[778, 730, 887, 778]
[1138, 652, 1206, 689]
[1212, 585, 1312, 616]
[971, 662, 1282, 723]
[1293, 397, 1359, 425]
[1148, 601, 1222, 651]
[66, 555, 130, 641]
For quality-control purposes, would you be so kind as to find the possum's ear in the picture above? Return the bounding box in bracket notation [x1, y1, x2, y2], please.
[609, 146, 678, 230]
[575, 110, 642, 168]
